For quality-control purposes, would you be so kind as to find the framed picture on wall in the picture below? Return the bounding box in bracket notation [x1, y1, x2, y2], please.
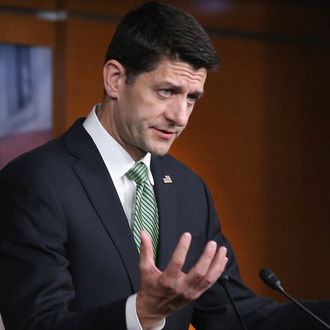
[0, 43, 52, 169]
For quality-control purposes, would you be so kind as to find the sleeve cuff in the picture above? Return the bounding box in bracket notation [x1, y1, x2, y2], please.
[126, 294, 166, 330]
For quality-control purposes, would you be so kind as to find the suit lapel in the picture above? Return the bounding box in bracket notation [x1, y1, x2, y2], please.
[151, 157, 180, 271]
[63, 120, 140, 291]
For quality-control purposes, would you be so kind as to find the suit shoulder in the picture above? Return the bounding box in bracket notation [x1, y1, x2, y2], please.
[0, 119, 86, 177]
[0, 136, 71, 187]
[2, 137, 63, 167]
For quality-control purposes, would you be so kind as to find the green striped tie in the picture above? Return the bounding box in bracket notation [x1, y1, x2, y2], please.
[126, 162, 159, 258]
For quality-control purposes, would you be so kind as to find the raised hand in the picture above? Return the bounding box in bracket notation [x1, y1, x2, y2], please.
[136, 230, 228, 329]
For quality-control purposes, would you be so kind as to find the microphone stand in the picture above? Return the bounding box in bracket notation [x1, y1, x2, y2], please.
[280, 289, 330, 329]
[219, 274, 248, 330]
[259, 268, 330, 329]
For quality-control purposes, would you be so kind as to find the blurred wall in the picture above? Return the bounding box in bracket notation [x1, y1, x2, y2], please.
[0, 0, 329, 324]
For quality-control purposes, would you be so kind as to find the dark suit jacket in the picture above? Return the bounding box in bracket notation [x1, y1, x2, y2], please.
[0, 120, 329, 330]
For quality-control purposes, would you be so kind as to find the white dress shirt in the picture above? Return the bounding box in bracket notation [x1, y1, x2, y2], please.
[83, 105, 165, 330]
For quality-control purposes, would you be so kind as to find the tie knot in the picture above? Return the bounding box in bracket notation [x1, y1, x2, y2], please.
[126, 162, 148, 184]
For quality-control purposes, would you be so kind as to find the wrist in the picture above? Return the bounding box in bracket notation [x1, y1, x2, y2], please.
[136, 292, 165, 330]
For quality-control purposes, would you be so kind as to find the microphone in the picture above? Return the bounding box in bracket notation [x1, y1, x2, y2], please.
[219, 274, 248, 330]
[259, 268, 330, 329]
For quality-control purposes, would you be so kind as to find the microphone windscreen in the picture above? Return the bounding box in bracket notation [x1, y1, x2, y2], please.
[259, 268, 283, 291]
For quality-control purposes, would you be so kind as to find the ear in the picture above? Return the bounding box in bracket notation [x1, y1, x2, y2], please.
[103, 59, 126, 99]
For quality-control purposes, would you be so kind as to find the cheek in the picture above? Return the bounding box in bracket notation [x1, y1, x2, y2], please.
[122, 93, 166, 129]
[136, 104, 162, 125]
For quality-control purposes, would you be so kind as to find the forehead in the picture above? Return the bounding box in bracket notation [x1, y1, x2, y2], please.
[140, 59, 207, 86]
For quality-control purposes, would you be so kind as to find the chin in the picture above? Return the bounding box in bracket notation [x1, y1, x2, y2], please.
[149, 146, 171, 157]
[150, 150, 169, 157]
[145, 140, 174, 156]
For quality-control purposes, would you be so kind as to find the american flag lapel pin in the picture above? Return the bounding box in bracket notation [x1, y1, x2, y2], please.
[162, 175, 173, 184]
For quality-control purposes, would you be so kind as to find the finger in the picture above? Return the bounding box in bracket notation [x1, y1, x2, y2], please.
[163, 232, 191, 278]
[185, 240, 218, 286]
[139, 230, 156, 272]
[202, 246, 228, 286]
[184, 245, 228, 300]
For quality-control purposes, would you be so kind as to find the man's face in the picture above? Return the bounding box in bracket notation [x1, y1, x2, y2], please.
[109, 59, 207, 160]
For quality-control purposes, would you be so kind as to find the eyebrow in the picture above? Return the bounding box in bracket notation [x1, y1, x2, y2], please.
[158, 82, 205, 99]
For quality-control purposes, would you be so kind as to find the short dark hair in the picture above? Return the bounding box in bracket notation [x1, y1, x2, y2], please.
[105, 1, 219, 82]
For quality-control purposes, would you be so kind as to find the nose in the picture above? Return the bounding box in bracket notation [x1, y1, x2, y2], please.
[165, 98, 191, 127]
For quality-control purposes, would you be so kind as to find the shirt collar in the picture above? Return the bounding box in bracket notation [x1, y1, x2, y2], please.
[83, 104, 154, 185]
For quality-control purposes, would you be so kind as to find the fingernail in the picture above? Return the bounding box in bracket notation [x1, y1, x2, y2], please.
[183, 232, 191, 239]
[209, 241, 217, 249]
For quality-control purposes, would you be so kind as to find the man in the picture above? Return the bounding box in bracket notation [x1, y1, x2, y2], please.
[0, 2, 329, 330]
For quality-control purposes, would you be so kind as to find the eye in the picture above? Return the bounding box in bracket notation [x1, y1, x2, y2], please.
[187, 94, 199, 105]
[158, 89, 173, 97]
